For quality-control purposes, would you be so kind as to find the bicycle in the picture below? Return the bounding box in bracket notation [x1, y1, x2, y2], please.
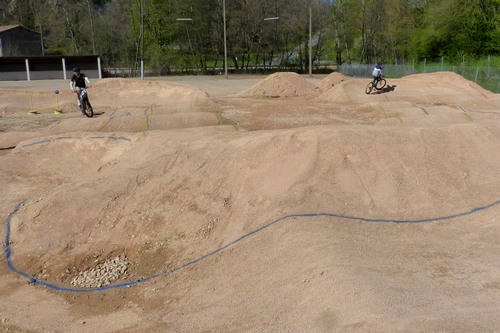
[76, 87, 94, 117]
[365, 76, 387, 94]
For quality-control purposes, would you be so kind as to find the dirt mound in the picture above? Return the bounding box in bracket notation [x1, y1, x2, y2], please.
[92, 78, 210, 110]
[0, 79, 211, 118]
[6, 123, 499, 283]
[314, 80, 352, 103]
[401, 71, 494, 98]
[48, 112, 220, 133]
[0, 89, 68, 111]
[317, 72, 349, 91]
[313, 71, 500, 109]
[236, 72, 319, 97]
[1, 75, 500, 333]
[0, 79, 219, 149]
[402, 71, 473, 84]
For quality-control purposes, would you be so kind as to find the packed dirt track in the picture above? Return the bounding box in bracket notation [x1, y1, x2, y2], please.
[1, 72, 500, 332]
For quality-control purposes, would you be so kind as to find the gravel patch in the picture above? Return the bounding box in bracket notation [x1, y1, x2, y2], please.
[70, 256, 128, 288]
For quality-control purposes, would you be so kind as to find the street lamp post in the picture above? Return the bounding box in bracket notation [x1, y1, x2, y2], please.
[309, 5, 312, 77]
[263, 17, 279, 69]
[223, 0, 228, 79]
[140, 0, 145, 80]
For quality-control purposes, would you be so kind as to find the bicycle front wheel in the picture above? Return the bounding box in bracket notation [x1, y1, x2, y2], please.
[375, 78, 386, 90]
[82, 99, 93, 118]
[365, 82, 374, 94]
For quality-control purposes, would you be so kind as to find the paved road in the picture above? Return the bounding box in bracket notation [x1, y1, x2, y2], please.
[0, 74, 327, 95]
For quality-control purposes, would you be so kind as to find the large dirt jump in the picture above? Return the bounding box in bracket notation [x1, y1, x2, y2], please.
[1, 72, 500, 332]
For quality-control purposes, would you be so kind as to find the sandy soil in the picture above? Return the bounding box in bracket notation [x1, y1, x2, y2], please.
[1, 72, 500, 333]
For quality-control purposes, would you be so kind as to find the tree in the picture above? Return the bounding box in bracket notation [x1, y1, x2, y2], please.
[1, 0, 497, 73]
[411, 0, 500, 59]
[96, 0, 136, 71]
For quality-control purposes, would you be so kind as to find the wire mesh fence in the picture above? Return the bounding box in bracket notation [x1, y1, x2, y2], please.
[338, 62, 500, 93]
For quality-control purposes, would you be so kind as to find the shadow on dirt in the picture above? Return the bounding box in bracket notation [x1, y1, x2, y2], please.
[376, 85, 396, 94]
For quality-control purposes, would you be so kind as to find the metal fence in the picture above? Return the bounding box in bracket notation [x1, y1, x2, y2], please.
[338, 63, 500, 93]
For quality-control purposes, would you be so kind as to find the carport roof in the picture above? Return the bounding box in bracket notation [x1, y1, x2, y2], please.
[0, 24, 20, 33]
[0, 24, 40, 34]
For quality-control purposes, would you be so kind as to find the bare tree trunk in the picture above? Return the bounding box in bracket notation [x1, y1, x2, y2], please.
[336, 1, 351, 64]
[86, 0, 97, 54]
[39, 23, 44, 55]
[61, 6, 79, 54]
[361, 0, 367, 63]
[331, 2, 342, 65]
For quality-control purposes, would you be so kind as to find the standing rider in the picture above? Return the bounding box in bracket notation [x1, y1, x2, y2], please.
[70, 67, 91, 112]
[372, 62, 383, 83]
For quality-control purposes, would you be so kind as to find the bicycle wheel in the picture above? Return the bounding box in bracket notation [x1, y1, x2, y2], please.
[82, 99, 93, 118]
[365, 82, 374, 94]
[375, 78, 386, 90]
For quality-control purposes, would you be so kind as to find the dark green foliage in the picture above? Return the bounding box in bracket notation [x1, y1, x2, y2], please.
[409, 0, 500, 58]
[1, 0, 498, 74]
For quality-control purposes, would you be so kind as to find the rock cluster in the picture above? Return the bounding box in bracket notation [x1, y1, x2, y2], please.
[70, 256, 128, 288]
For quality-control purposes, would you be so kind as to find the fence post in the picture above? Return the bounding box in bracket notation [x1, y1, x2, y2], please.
[424, 58, 426, 73]
[474, 67, 479, 83]
[488, 54, 491, 78]
[441, 56, 444, 71]
[98, 56, 102, 79]
[25, 58, 30, 81]
[497, 78, 500, 94]
[62, 58, 67, 80]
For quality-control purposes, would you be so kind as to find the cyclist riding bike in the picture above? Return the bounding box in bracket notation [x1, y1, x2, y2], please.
[70, 67, 92, 112]
[372, 62, 383, 83]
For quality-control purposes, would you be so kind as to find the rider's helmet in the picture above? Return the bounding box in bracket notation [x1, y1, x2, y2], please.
[73, 67, 80, 73]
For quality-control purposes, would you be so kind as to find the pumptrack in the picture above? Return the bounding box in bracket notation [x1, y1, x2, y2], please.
[4, 199, 500, 293]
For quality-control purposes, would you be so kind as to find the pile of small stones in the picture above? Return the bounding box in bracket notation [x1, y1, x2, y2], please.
[70, 256, 128, 288]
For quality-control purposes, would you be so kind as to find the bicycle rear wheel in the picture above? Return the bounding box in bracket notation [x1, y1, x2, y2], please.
[82, 99, 93, 118]
[375, 78, 386, 90]
[365, 82, 374, 94]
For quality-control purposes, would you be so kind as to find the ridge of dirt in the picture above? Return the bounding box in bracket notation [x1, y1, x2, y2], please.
[235, 72, 320, 97]
[317, 71, 349, 91]
[1, 72, 500, 333]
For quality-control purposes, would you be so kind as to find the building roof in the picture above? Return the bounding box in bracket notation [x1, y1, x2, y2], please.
[0, 24, 20, 33]
[0, 24, 40, 35]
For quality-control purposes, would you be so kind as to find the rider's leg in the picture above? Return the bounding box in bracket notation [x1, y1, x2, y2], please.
[74, 87, 81, 108]
[76, 92, 83, 112]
